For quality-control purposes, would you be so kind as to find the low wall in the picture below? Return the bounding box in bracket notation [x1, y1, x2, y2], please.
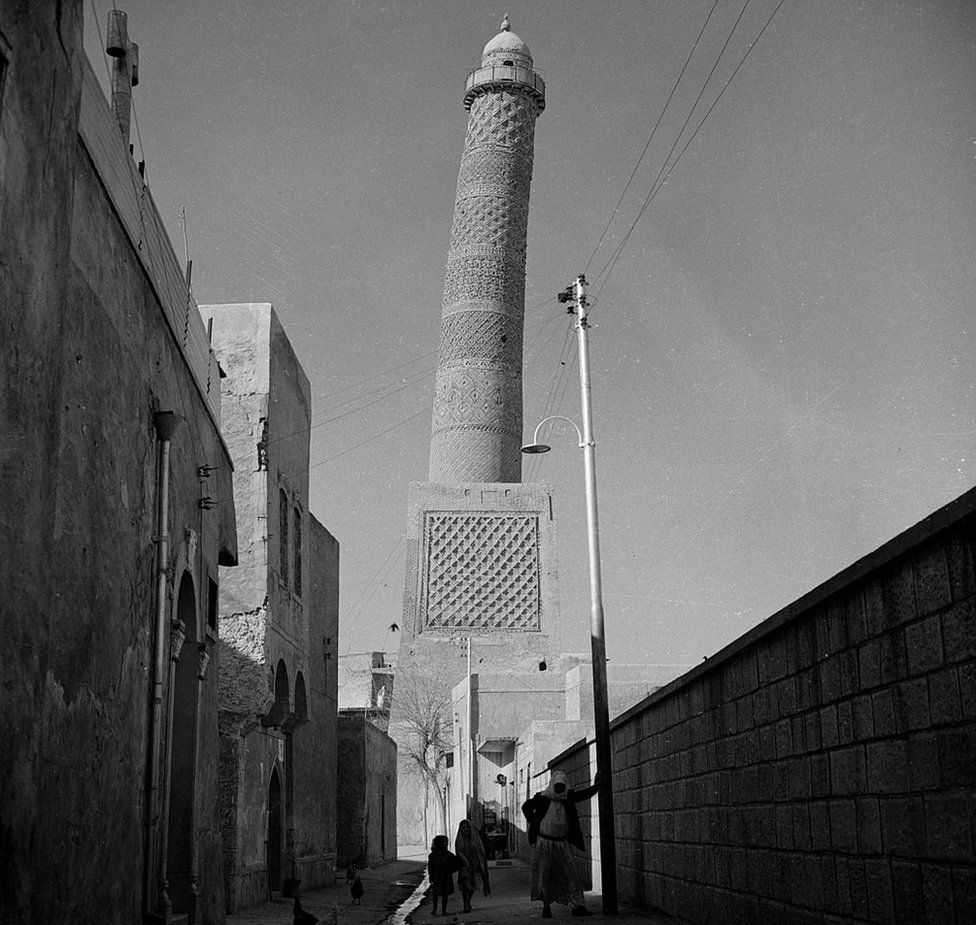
[550, 488, 976, 923]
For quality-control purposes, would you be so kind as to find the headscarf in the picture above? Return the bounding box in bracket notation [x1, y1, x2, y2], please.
[544, 770, 569, 801]
[454, 819, 487, 886]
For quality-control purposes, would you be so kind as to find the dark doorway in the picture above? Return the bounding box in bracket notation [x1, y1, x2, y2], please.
[268, 766, 283, 892]
[167, 572, 199, 913]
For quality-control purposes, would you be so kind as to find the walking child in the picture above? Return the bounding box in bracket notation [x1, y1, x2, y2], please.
[427, 834, 464, 917]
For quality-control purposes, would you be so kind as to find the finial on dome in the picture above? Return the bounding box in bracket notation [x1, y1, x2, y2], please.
[500, 13, 511, 32]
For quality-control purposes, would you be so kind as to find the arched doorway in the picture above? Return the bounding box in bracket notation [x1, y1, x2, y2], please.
[167, 572, 199, 913]
[267, 765, 283, 892]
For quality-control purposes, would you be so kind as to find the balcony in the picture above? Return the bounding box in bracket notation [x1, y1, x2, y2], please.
[463, 65, 546, 112]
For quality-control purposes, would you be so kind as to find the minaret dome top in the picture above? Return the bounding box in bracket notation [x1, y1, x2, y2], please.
[464, 14, 544, 112]
[481, 14, 533, 68]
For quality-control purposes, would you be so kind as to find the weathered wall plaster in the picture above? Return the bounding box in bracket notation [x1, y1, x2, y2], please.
[1, 6, 236, 923]
[203, 304, 337, 910]
[336, 714, 398, 867]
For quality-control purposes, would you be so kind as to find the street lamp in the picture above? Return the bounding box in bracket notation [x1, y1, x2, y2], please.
[522, 274, 618, 915]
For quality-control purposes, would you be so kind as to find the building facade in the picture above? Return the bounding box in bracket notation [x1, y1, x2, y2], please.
[337, 651, 395, 732]
[202, 303, 339, 911]
[0, 5, 238, 923]
[446, 658, 690, 858]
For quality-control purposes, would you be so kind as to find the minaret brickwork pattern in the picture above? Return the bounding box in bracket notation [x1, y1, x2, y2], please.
[395, 25, 559, 846]
[428, 19, 545, 484]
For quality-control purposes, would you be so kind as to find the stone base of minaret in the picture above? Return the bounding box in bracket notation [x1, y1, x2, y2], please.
[402, 481, 560, 648]
[391, 480, 561, 847]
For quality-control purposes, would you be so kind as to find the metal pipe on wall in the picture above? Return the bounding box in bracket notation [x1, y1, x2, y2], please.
[144, 411, 183, 915]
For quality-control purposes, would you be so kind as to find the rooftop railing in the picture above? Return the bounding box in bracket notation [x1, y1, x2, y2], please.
[463, 65, 546, 111]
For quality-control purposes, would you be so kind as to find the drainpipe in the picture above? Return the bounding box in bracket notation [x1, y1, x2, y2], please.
[159, 614, 187, 918]
[145, 411, 183, 916]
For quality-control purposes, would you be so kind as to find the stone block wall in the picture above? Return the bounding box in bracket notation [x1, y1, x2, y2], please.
[550, 488, 976, 924]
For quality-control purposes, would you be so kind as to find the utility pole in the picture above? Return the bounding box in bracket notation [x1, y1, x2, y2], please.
[467, 635, 478, 822]
[568, 274, 618, 914]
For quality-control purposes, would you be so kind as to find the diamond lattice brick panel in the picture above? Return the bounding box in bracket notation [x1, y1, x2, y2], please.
[421, 512, 541, 631]
[465, 91, 538, 153]
[449, 195, 528, 252]
[437, 311, 523, 366]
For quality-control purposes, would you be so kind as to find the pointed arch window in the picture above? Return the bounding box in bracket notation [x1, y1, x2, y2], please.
[279, 489, 289, 587]
[293, 506, 303, 598]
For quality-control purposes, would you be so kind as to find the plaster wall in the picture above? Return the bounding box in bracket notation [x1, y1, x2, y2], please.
[564, 664, 688, 725]
[290, 517, 340, 888]
[197, 305, 270, 615]
[338, 656, 377, 710]
[445, 662, 678, 849]
[203, 303, 312, 715]
[203, 304, 336, 911]
[234, 733, 282, 909]
[551, 488, 976, 924]
[336, 714, 398, 867]
[0, 8, 236, 922]
[338, 651, 394, 729]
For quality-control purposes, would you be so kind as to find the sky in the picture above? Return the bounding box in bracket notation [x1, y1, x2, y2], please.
[83, 1, 975, 669]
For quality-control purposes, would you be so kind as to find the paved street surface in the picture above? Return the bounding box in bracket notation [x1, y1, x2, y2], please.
[227, 857, 426, 925]
[402, 862, 688, 925]
[228, 848, 689, 925]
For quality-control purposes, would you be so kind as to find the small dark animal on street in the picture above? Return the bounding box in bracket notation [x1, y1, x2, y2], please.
[293, 894, 319, 925]
[350, 874, 365, 905]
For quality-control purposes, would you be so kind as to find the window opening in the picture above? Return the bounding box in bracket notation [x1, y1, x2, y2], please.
[207, 576, 218, 631]
[279, 489, 289, 586]
[293, 506, 302, 597]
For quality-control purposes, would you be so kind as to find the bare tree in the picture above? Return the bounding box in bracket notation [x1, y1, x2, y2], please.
[392, 663, 452, 847]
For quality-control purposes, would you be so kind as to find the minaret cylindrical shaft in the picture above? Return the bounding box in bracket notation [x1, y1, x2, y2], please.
[428, 23, 545, 484]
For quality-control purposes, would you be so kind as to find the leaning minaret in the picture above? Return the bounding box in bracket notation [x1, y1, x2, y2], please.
[394, 16, 561, 847]
[428, 15, 545, 483]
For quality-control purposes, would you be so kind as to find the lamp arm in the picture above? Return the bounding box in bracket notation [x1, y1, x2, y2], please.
[531, 415, 583, 447]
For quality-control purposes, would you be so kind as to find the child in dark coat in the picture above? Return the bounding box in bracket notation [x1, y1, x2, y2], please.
[427, 834, 465, 916]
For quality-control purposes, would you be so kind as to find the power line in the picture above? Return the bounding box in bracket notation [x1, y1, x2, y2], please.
[525, 326, 578, 482]
[218, 297, 560, 463]
[343, 534, 406, 630]
[594, 0, 757, 290]
[308, 404, 430, 473]
[593, 0, 790, 303]
[582, 0, 723, 276]
[221, 362, 437, 461]
[309, 346, 438, 406]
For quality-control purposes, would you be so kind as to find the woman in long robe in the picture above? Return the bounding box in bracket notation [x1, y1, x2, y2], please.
[454, 819, 490, 912]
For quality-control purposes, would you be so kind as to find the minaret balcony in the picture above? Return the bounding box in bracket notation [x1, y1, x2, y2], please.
[463, 65, 546, 112]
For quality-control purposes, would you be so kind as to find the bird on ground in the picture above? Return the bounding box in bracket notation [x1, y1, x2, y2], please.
[350, 874, 365, 905]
